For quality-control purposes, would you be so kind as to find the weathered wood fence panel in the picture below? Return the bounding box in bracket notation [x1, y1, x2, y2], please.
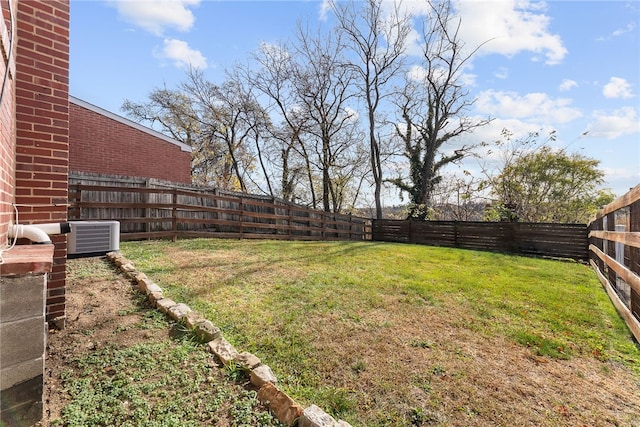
[588, 184, 640, 342]
[68, 175, 370, 242]
[372, 219, 589, 261]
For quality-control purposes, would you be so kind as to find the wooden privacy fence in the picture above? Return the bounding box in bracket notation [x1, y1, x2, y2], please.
[68, 183, 370, 241]
[372, 220, 589, 261]
[588, 184, 640, 341]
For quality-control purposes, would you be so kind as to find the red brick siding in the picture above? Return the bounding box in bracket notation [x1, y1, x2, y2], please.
[14, 0, 69, 323]
[69, 102, 192, 184]
[0, 1, 16, 246]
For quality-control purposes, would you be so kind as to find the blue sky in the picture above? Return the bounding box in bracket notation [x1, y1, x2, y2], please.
[70, 0, 640, 200]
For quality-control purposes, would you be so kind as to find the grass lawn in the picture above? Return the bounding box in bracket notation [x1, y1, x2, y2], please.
[47, 257, 284, 427]
[121, 238, 640, 426]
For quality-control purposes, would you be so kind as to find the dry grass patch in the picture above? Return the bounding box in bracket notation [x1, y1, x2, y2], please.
[121, 239, 640, 426]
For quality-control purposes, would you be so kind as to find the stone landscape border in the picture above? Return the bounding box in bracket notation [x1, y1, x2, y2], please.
[106, 252, 352, 427]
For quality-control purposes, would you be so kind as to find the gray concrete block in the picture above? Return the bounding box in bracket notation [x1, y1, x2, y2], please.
[0, 317, 45, 368]
[0, 275, 45, 322]
[0, 357, 43, 390]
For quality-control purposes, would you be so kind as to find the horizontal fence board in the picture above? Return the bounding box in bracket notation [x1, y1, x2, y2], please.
[590, 230, 640, 250]
[68, 179, 369, 243]
[590, 244, 640, 297]
[590, 260, 640, 341]
[596, 184, 640, 217]
[588, 183, 640, 343]
[372, 219, 588, 261]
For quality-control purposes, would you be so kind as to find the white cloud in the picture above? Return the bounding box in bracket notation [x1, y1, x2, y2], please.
[587, 107, 640, 139]
[602, 166, 640, 182]
[559, 79, 578, 92]
[344, 106, 359, 122]
[468, 117, 545, 148]
[154, 38, 207, 69]
[259, 41, 289, 59]
[112, 0, 200, 36]
[613, 22, 637, 37]
[453, 117, 553, 168]
[475, 90, 582, 124]
[454, 0, 567, 65]
[319, 0, 331, 21]
[597, 22, 637, 41]
[603, 77, 635, 99]
[407, 64, 477, 87]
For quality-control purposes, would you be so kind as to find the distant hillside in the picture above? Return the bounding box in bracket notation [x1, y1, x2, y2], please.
[353, 202, 488, 221]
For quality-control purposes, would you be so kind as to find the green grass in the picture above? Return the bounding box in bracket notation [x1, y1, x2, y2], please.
[60, 337, 282, 427]
[56, 257, 284, 427]
[121, 238, 640, 425]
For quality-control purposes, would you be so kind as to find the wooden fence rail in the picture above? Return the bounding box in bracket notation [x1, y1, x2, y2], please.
[588, 184, 640, 341]
[372, 219, 589, 261]
[68, 183, 370, 242]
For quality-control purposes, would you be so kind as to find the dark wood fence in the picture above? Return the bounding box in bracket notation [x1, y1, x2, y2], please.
[588, 184, 640, 341]
[68, 181, 370, 242]
[372, 219, 589, 261]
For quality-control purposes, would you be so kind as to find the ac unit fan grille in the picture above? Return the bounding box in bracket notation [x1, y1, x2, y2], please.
[68, 221, 120, 256]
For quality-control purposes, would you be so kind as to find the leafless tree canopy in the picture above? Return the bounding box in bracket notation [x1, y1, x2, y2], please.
[123, 0, 502, 217]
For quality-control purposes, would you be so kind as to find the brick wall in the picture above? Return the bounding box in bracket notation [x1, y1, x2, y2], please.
[69, 99, 192, 184]
[0, 0, 16, 247]
[14, 0, 70, 324]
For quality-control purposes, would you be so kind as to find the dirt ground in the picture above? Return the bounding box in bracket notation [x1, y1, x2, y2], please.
[37, 257, 242, 426]
[39, 256, 640, 427]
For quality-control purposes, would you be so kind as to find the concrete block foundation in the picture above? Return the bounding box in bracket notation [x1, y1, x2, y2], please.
[0, 245, 53, 427]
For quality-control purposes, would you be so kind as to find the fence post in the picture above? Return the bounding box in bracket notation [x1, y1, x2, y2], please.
[333, 213, 337, 239]
[171, 189, 178, 242]
[606, 213, 617, 294]
[454, 220, 458, 248]
[72, 184, 81, 220]
[239, 197, 244, 238]
[630, 200, 640, 320]
[407, 218, 413, 243]
[143, 179, 150, 233]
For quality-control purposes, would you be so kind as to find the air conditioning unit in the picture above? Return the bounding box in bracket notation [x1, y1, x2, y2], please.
[68, 221, 120, 257]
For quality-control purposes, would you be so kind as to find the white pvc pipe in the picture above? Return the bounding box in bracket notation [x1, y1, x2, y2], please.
[8, 222, 71, 244]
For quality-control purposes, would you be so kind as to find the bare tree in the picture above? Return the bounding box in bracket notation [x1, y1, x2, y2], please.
[390, 1, 492, 219]
[226, 66, 275, 197]
[291, 26, 364, 212]
[331, 0, 412, 218]
[122, 87, 228, 186]
[246, 42, 317, 205]
[181, 68, 268, 192]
